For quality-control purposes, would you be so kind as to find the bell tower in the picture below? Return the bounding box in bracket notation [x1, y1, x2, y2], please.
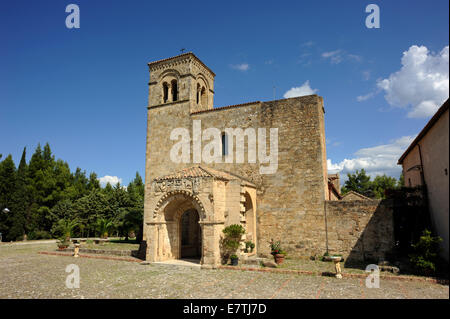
[147, 52, 215, 113]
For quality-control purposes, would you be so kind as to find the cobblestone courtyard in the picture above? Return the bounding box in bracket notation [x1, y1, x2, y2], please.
[0, 243, 448, 299]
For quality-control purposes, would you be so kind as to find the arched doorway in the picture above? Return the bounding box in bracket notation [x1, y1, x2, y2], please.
[152, 192, 204, 262]
[180, 209, 201, 259]
[244, 192, 255, 242]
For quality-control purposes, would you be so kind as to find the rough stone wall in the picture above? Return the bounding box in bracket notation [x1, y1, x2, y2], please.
[143, 95, 328, 258]
[189, 95, 328, 258]
[325, 200, 394, 264]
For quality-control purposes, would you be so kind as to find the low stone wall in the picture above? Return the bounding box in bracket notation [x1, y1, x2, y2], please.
[325, 199, 394, 265]
[63, 247, 139, 258]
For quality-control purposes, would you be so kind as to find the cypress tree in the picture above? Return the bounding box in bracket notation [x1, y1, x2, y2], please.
[9, 148, 29, 240]
[0, 155, 17, 241]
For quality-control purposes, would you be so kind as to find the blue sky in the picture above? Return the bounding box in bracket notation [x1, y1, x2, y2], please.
[1, 0, 448, 186]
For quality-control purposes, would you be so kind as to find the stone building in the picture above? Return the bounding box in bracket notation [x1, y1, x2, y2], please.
[398, 99, 449, 261]
[142, 53, 394, 268]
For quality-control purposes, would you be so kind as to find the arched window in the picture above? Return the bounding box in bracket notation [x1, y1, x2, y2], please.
[163, 82, 169, 103]
[221, 132, 228, 156]
[244, 192, 254, 243]
[196, 84, 200, 104]
[201, 87, 207, 107]
[171, 80, 178, 102]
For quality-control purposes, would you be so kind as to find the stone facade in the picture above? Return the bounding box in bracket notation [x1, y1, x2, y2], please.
[325, 200, 395, 265]
[142, 52, 394, 268]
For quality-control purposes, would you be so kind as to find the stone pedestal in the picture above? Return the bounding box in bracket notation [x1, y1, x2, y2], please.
[73, 244, 80, 258]
[331, 256, 342, 279]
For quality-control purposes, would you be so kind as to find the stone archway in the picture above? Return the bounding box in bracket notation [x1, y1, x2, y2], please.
[244, 192, 254, 242]
[149, 191, 206, 263]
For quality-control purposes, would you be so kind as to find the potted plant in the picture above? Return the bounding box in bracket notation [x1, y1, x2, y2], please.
[245, 241, 255, 253]
[270, 239, 286, 264]
[222, 224, 245, 265]
[230, 254, 239, 266]
[57, 238, 70, 250]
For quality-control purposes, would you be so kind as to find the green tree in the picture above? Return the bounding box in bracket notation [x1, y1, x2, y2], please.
[87, 172, 100, 191]
[0, 155, 17, 241]
[9, 148, 29, 240]
[410, 229, 443, 275]
[126, 172, 145, 240]
[96, 218, 114, 238]
[398, 173, 405, 187]
[52, 218, 79, 241]
[372, 174, 398, 199]
[341, 169, 374, 198]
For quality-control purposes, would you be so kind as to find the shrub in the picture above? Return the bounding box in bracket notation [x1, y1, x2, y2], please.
[51, 219, 79, 241]
[245, 241, 255, 253]
[223, 224, 245, 238]
[221, 224, 245, 264]
[96, 218, 114, 238]
[28, 230, 52, 240]
[409, 229, 442, 275]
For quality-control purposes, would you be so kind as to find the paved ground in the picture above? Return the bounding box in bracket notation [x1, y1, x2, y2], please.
[0, 239, 57, 246]
[0, 243, 448, 299]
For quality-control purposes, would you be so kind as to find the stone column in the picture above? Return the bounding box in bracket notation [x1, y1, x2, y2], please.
[167, 83, 172, 102]
[145, 223, 158, 262]
[199, 220, 224, 269]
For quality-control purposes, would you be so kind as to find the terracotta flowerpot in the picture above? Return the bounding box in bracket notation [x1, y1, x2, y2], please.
[58, 245, 68, 250]
[274, 254, 285, 264]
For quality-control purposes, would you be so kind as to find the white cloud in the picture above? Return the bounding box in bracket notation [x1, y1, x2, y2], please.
[377, 45, 449, 118]
[348, 54, 362, 62]
[283, 80, 318, 98]
[327, 136, 415, 181]
[322, 50, 343, 64]
[356, 91, 376, 102]
[321, 50, 362, 65]
[98, 175, 122, 187]
[230, 63, 249, 71]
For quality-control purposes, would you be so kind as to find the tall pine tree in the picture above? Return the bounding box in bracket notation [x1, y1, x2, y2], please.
[0, 155, 16, 241]
[9, 148, 29, 240]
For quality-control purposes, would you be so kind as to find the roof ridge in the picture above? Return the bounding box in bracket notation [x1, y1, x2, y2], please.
[191, 101, 261, 115]
[148, 52, 216, 77]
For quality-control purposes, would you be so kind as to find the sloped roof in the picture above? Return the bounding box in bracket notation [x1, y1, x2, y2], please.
[398, 99, 449, 164]
[147, 52, 216, 77]
[191, 101, 261, 115]
[154, 165, 256, 187]
[341, 190, 371, 201]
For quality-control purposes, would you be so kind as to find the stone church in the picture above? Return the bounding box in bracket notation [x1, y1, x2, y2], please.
[142, 52, 394, 268]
